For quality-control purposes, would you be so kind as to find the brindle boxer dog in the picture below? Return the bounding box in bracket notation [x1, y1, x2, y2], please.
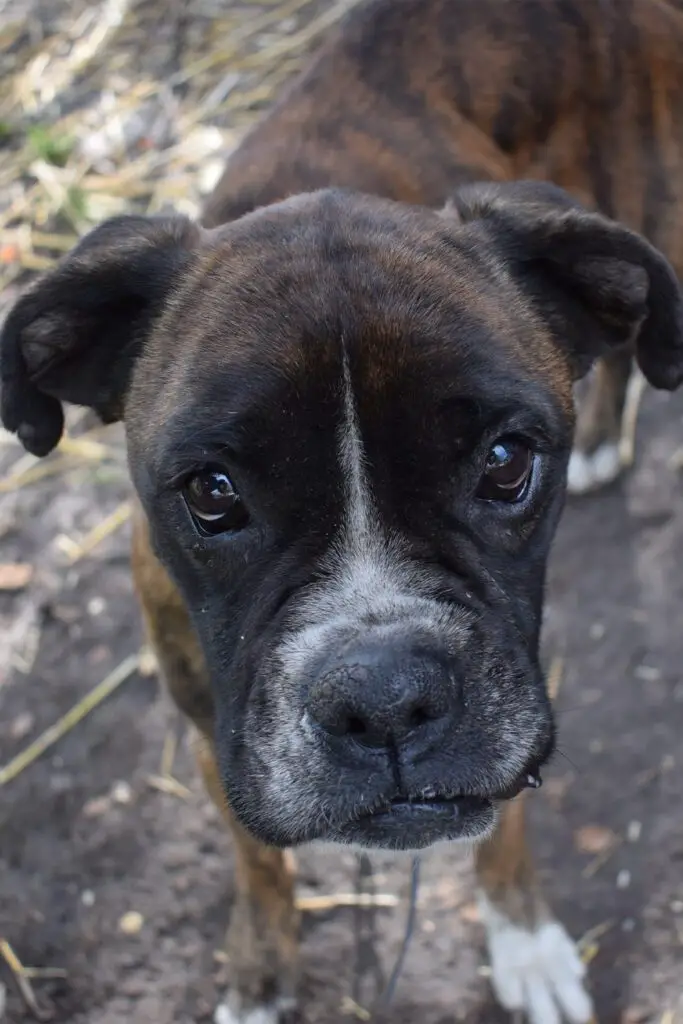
[2, 2, 683, 1022]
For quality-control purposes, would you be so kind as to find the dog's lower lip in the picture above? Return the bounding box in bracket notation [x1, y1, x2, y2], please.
[390, 795, 462, 808]
[338, 793, 494, 850]
[362, 793, 489, 818]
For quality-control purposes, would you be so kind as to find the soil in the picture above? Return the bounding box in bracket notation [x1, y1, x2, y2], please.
[2, 4, 683, 1024]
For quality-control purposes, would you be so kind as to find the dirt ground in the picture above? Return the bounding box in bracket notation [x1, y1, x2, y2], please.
[2, 2, 683, 1024]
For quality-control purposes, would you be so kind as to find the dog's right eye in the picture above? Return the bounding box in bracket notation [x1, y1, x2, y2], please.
[183, 467, 249, 535]
[476, 437, 533, 503]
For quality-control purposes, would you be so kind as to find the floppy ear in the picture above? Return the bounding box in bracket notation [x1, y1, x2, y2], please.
[446, 180, 683, 389]
[0, 214, 200, 457]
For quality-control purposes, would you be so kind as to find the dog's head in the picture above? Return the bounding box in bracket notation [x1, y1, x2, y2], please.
[3, 183, 683, 850]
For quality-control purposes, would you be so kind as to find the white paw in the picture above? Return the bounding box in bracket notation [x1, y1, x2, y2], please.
[567, 442, 623, 495]
[214, 998, 294, 1024]
[478, 893, 593, 1024]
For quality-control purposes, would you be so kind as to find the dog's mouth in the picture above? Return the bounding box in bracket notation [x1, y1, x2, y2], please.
[332, 770, 542, 851]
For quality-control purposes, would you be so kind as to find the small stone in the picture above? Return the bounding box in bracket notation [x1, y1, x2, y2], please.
[50, 773, 73, 793]
[137, 647, 158, 677]
[589, 739, 604, 754]
[634, 664, 661, 682]
[10, 711, 34, 739]
[670, 900, 683, 913]
[82, 795, 110, 818]
[616, 870, 631, 890]
[589, 622, 606, 640]
[422, 919, 436, 933]
[112, 781, 132, 804]
[621, 1007, 650, 1023]
[81, 889, 95, 907]
[627, 821, 642, 843]
[621, 917, 635, 932]
[459, 901, 480, 924]
[87, 596, 106, 617]
[119, 911, 144, 935]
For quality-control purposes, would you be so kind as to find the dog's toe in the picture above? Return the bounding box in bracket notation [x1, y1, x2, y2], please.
[214, 997, 296, 1024]
[478, 894, 593, 1024]
[567, 441, 624, 495]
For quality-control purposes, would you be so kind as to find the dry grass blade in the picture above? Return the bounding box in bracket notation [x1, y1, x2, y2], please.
[0, 940, 57, 1021]
[61, 500, 132, 563]
[296, 893, 399, 912]
[576, 919, 614, 965]
[0, 652, 141, 787]
[238, 0, 353, 68]
[147, 774, 193, 800]
[21, 969, 68, 981]
[160, 728, 178, 778]
[0, 435, 117, 494]
[0, 456, 79, 494]
[57, 436, 116, 461]
[582, 838, 622, 879]
[546, 655, 564, 702]
[340, 996, 371, 1021]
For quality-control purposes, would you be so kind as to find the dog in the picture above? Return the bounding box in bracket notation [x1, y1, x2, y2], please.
[3, 2, 683, 1022]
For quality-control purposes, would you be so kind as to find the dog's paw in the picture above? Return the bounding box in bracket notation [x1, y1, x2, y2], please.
[214, 996, 296, 1024]
[478, 894, 593, 1024]
[567, 441, 624, 495]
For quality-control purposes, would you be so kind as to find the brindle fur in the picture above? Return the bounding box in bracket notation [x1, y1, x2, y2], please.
[203, 0, 683, 472]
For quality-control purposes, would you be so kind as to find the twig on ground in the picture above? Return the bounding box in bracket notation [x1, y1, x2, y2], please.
[547, 655, 564, 702]
[57, 499, 132, 563]
[296, 893, 399, 912]
[0, 652, 141, 787]
[0, 940, 64, 1021]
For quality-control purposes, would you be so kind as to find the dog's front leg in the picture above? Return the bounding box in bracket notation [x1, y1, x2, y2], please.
[474, 796, 593, 1024]
[196, 736, 300, 1024]
[568, 347, 640, 496]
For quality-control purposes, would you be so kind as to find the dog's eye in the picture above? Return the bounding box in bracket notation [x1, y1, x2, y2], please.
[476, 438, 533, 502]
[184, 467, 249, 535]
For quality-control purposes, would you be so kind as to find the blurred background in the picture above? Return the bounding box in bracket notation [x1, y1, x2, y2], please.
[1, 2, 683, 1022]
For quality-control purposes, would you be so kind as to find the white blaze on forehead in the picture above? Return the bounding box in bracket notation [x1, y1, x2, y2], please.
[338, 348, 376, 551]
[275, 347, 471, 682]
[331, 346, 425, 605]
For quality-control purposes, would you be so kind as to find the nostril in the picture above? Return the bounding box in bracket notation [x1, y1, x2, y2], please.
[407, 705, 432, 730]
[346, 714, 368, 738]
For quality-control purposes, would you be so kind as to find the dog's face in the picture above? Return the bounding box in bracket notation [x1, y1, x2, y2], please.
[127, 191, 572, 849]
[3, 183, 683, 850]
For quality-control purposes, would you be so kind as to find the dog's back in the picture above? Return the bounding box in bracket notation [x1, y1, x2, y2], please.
[204, 0, 683, 279]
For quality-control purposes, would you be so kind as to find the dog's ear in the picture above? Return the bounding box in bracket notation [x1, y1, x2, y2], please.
[0, 214, 200, 456]
[445, 180, 683, 389]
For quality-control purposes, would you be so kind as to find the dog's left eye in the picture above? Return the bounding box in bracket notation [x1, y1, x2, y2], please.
[476, 438, 533, 502]
[184, 467, 249, 535]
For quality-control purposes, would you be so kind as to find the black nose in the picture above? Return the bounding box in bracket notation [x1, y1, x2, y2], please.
[306, 639, 459, 756]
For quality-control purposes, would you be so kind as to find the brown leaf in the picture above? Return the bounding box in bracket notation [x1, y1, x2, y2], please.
[574, 824, 618, 855]
[0, 563, 33, 591]
[459, 901, 480, 924]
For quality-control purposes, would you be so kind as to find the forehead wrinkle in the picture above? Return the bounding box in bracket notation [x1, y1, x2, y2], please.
[141, 199, 574, 447]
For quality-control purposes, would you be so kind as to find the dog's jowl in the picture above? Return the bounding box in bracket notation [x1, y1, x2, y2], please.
[3, 2, 683, 1023]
